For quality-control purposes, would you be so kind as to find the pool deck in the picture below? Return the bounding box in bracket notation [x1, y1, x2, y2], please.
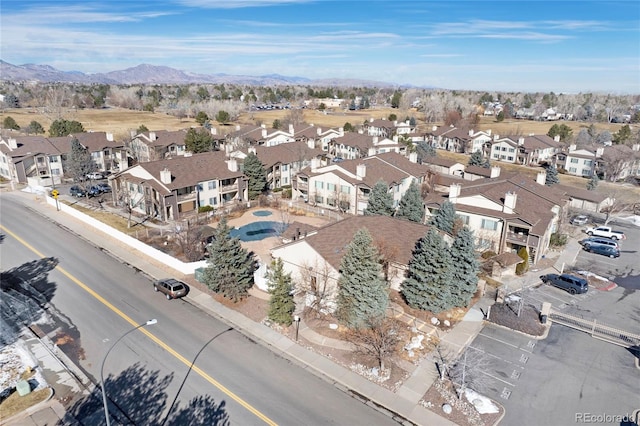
[223, 207, 333, 263]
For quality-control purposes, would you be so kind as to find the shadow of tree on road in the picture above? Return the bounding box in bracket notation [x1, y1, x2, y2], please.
[0, 257, 59, 346]
[62, 362, 229, 425]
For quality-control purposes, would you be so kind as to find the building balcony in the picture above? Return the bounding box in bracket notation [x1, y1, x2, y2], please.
[505, 231, 539, 247]
[176, 191, 197, 202]
[220, 183, 238, 193]
[296, 181, 309, 191]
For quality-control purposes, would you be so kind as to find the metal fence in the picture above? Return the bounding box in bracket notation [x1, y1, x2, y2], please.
[549, 309, 640, 347]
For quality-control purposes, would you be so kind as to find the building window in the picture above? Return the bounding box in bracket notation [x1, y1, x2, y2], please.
[282, 164, 288, 171]
[327, 183, 335, 191]
[315, 181, 324, 189]
[508, 148, 515, 153]
[208, 181, 217, 190]
[569, 167, 577, 173]
[340, 185, 350, 194]
[315, 195, 324, 204]
[481, 218, 498, 230]
[457, 214, 469, 225]
[49, 156, 59, 163]
[507, 156, 513, 161]
[208, 197, 217, 205]
[584, 160, 593, 166]
[570, 158, 579, 164]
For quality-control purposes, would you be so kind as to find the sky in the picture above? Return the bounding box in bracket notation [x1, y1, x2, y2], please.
[1, 0, 639, 93]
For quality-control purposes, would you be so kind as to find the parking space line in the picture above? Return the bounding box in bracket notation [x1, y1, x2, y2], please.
[478, 370, 515, 387]
[468, 345, 525, 369]
[476, 332, 533, 353]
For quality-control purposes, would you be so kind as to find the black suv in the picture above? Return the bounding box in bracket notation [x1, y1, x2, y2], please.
[540, 273, 588, 295]
[584, 243, 620, 258]
[153, 278, 188, 300]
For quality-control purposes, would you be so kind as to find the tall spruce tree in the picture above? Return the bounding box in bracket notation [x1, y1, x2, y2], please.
[545, 165, 559, 186]
[203, 216, 255, 301]
[243, 152, 267, 199]
[430, 200, 456, 234]
[336, 228, 389, 328]
[587, 173, 599, 190]
[468, 150, 484, 167]
[364, 180, 394, 216]
[267, 258, 295, 326]
[449, 228, 480, 307]
[401, 228, 454, 313]
[65, 138, 97, 185]
[396, 182, 424, 222]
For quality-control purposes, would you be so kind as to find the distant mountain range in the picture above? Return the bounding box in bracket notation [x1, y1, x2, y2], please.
[0, 60, 401, 87]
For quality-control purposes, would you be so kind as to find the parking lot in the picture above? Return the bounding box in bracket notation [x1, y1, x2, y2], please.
[462, 219, 640, 425]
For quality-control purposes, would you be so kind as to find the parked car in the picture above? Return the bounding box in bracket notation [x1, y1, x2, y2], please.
[584, 226, 626, 240]
[540, 273, 588, 295]
[69, 185, 86, 197]
[579, 236, 619, 249]
[86, 171, 104, 180]
[570, 215, 589, 226]
[153, 278, 188, 300]
[87, 186, 102, 197]
[96, 183, 112, 193]
[584, 243, 620, 258]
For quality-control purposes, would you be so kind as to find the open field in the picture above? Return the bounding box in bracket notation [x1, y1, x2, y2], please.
[1, 106, 626, 139]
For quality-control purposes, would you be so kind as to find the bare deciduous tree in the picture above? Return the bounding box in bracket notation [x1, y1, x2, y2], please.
[297, 258, 338, 317]
[173, 220, 206, 262]
[345, 317, 402, 371]
[435, 344, 493, 399]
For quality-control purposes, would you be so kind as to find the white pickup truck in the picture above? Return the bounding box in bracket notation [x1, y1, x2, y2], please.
[584, 226, 626, 240]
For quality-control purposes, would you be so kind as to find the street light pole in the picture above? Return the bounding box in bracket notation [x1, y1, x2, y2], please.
[100, 319, 157, 426]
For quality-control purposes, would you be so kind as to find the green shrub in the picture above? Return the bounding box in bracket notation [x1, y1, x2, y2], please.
[481, 250, 497, 259]
[198, 205, 214, 213]
[515, 247, 529, 275]
[549, 232, 568, 248]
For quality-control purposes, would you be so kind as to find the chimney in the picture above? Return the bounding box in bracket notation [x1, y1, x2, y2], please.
[432, 126, 437, 132]
[106, 132, 114, 142]
[248, 146, 256, 155]
[210, 127, 217, 136]
[289, 124, 294, 134]
[596, 147, 604, 157]
[227, 158, 238, 172]
[409, 152, 418, 163]
[392, 135, 398, 143]
[160, 168, 172, 184]
[449, 183, 461, 203]
[632, 143, 640, 151]
[569, 144, 576, 152]
[130, 130, 136, 139]
[311, 157, 320, 171]
[317, 127, 322, 136]
[149, 132, 156, 141]
[356, 164, 366, 179]
[338, 127, 344, 136]
[503, 191, 517, 213]
[554, 135, 560, 142]
[518, 137, 524, 146]
[235, 125, 241, 131]
[490, 166, 501, 178]
[487, 129, 492, 136]
[262, 129, 267, 138]
[536, 170, 546, 185]
[261, 124, 266, 128]
[8, 138, 17, 149]
[307, 139, 315, 149]
[373, 136, 379, 145]
[468, 129, 474, 136]
[493, 134, 499, 141]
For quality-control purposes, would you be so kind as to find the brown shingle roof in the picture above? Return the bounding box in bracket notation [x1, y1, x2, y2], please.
[303, 215, 433, 269]
[0, 136, 60, 157]
[254, 141, 324, 168]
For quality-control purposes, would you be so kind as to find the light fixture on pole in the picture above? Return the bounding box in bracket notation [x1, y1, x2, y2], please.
[293, 315, 300, 342]
[100, 319, 157, 426]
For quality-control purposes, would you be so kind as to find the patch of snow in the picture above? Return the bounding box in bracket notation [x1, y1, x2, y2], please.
[618, 215, 640, 227]
[464, 388, 499, 414]
[576, 270, 611, 282]
[0, 341, 47, 394]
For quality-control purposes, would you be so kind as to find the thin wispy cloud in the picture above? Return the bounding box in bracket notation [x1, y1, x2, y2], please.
[0, 1, 636, 92]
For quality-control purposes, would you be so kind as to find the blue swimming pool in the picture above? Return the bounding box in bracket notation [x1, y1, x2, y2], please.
[230, 221, 289, 242]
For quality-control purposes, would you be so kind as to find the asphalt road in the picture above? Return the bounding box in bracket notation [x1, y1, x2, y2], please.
[0, 194, 399, 425]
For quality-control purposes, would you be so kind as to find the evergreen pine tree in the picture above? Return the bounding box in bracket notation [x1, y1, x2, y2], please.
[336, 228, 389, 328]
[203, 216, 255, 301]
[396, 182, 424, 223]
[401, 228, 454, 313]
[267, 258, 295, 326]
[430, 200, 456, 234]
[545, 165, 559, 186]
[243, 152, 267, 199]
[65, 138, 97, 184]
[587, 173, 599, 190]
[468, 151, 484, 167]
[449, 228, 480, 307]
[364, 180, 394, 216]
